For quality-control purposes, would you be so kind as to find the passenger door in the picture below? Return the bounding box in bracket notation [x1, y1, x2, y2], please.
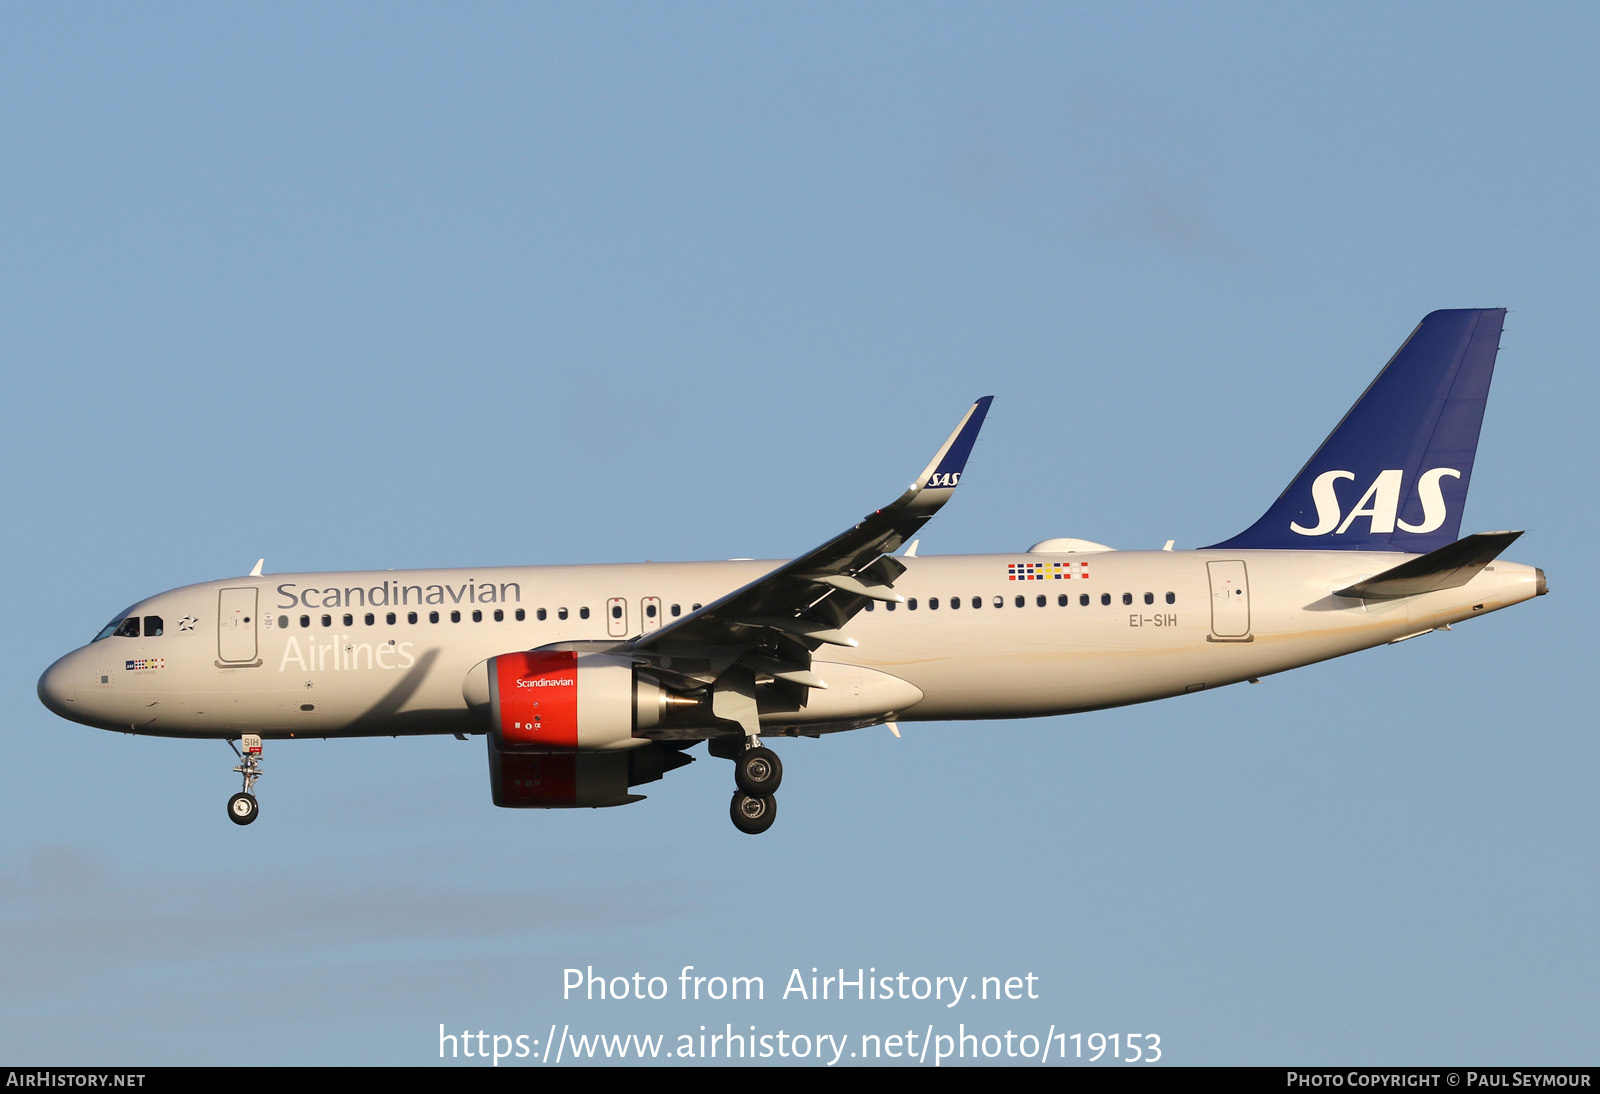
[217, 587, 261, 665]
[1206, 561, 1252, 640]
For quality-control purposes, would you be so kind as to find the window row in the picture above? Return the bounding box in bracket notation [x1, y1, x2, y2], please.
[865, 591, 1177, 612]
[279, 602, 706, 629]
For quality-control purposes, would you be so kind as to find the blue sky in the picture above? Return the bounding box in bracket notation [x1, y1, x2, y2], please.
[3, 3, 1596, 1065]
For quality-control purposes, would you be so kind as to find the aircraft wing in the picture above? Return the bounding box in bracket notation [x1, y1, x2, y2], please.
[623, 397, 992, 733]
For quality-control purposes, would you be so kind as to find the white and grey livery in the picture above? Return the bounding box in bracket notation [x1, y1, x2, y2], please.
[38, 309, 1545, 834]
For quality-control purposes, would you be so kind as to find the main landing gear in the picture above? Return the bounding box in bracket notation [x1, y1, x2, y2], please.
[226, 735, 263, 826]
[730, 789, 776, 835]
[728, 742, 782, 835]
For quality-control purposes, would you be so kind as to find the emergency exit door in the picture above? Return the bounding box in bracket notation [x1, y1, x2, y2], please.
[606, 597, 628, 638]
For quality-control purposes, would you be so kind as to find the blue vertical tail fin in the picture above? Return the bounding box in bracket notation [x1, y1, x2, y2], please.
[1206, 308, 1506, 552]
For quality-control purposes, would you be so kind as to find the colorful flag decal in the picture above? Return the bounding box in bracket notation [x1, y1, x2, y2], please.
[1006, 561, 1090, 580]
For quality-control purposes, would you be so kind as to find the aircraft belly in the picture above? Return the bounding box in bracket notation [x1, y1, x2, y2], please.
[869, 607, 1447, 720]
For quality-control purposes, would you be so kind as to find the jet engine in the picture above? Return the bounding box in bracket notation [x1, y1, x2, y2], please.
[463, 649, 705, 752]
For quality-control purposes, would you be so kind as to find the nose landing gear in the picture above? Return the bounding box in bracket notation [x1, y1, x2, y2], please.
[226, 735, 262, 826]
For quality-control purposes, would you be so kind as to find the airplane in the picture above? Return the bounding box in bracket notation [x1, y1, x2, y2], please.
[37, 309, 1545, 835]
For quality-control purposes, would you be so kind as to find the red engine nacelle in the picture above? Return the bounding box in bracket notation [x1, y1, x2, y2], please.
[463, 650, 688, 752]
[487, 743, 693, 808]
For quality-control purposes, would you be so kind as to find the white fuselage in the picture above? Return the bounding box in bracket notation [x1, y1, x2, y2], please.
[39, 548, 1542, 742]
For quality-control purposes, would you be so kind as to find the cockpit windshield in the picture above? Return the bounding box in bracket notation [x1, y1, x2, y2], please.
[92, 610, 142, 642]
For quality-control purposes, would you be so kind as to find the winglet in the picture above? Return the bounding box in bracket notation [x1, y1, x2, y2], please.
[900, 396, 993, 515]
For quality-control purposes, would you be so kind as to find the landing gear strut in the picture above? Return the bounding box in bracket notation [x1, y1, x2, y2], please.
[727, 738, 780, 835]
[226, 735, 262, 826]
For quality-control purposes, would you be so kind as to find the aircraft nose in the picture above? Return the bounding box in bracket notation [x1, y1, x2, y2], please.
[37, 654, 79, 719]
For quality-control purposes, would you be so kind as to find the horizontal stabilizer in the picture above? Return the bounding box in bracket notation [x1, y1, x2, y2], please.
[1335, 531, 1523, 600]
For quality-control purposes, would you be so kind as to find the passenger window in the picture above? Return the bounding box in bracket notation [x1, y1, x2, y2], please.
[671, 604, 681, 617]
[611, 604, 622, 619]
[1166, 592, 1176, 605]
[279, 617, 289, 629]
[450, 610, 461, 623]
[408, 611, 418, 624]
[558, 608, 569, 620]
[886, 601, 897, 612]
[1122, 593, 1132, 606]
[1100, 594, 1111, 606]
[948, 596, 959, 610]
[1058, 594, 1068, 607]
[692, 603, 702, 611]
[1144, 592, 1154, 605]
[364, 613, 374, 626]
[114, 617, 141, 638]
[929, 597, 940, 610]
[343, 613, 353, 627]
[143, 616, 163, 636]
[515, 609, 525, 621]
[386, 612, 396, 625]
[646, 603, 657, 619]
[973, 596, 982, 609]
[429, 611, 440, 623]
[321, 614, 332, 628]
[300, 615, 311, 628]
[580, 607, 590, 620]
[537, 608, 547, 621]
[908, 598, 918, 610]
[1036, 595, 1046, 608]
[1080, 594, 1089, 607]
[864, 601, 875, 611]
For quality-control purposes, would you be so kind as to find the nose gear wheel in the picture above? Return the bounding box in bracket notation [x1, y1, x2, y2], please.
[225, 736, 263, 826]
[227, 792, 258, 825]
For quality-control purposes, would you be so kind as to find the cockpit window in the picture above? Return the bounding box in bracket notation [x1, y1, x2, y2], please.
[92, 610, 157, 646]
[93, 606, 148, 642]
[99, 616, 141, 640]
